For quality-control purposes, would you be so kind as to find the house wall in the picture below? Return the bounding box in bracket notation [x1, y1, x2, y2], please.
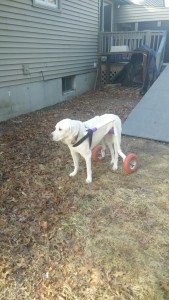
[0, 0, 99, 121]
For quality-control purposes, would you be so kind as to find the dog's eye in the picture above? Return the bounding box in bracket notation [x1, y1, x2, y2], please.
[59, 128, 62, 131]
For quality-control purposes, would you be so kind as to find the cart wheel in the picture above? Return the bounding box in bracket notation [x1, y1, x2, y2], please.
[123, 153, 138, 174]
[92, 145, 106, 161]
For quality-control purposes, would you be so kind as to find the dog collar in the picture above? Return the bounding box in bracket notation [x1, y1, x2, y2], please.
[71, 134, 78, 145]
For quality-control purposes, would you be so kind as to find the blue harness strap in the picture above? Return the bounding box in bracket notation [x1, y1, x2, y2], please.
[73, 129, 94, 148]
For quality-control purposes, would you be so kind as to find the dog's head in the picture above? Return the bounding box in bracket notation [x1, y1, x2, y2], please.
[51, 119, 80, 144]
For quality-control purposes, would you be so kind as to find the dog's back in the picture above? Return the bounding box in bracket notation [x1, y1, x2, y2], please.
[83, 114, 122, 149]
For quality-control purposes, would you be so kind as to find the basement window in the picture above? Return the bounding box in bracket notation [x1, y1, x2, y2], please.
[62, 76, 75, 93]
[33, 0, 61, 11]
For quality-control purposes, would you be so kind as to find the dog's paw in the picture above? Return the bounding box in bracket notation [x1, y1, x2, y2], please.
[69, 171, 77, 177]
[86, 177, 92, 184]
[112, 164, 118, 171]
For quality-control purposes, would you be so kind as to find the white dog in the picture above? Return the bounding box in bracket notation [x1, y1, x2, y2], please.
[51, 114, 126, 183]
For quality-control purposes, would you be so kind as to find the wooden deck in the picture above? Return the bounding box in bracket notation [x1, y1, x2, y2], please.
[96, 30, 167, 89]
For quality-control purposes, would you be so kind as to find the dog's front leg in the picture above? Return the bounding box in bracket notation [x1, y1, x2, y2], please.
[69, 150, 80, 177]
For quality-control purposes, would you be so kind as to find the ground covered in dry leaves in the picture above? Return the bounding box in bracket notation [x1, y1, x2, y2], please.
[0, 86, 169, 300]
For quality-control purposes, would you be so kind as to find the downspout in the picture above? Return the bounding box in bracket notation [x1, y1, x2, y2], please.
[112, 0, 115, 31]
[98, 0, 103, 53]
[94, 0, 102, 90]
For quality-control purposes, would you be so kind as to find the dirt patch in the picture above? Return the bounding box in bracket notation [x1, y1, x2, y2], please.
[0, 86, 169, 299]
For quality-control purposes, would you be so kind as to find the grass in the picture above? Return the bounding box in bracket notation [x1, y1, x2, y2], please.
[0, 89, 169, 299]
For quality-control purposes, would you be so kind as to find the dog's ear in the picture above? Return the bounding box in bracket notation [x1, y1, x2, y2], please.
[69, 121, 80, 144]
[69, 121, 80, 138]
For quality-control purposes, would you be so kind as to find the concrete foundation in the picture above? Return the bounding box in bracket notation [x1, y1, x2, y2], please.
[0, 71, 96, 122]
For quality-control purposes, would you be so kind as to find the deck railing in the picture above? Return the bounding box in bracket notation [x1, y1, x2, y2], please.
[99, 30, 167, 75]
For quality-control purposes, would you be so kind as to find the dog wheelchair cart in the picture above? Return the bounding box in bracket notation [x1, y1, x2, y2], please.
[83, 116, 138, 174]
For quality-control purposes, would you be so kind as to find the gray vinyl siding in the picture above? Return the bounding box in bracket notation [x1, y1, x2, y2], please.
[137, 0, 164, 5]
[0, 0, 99, 88]
[115, 5, 169, 23]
